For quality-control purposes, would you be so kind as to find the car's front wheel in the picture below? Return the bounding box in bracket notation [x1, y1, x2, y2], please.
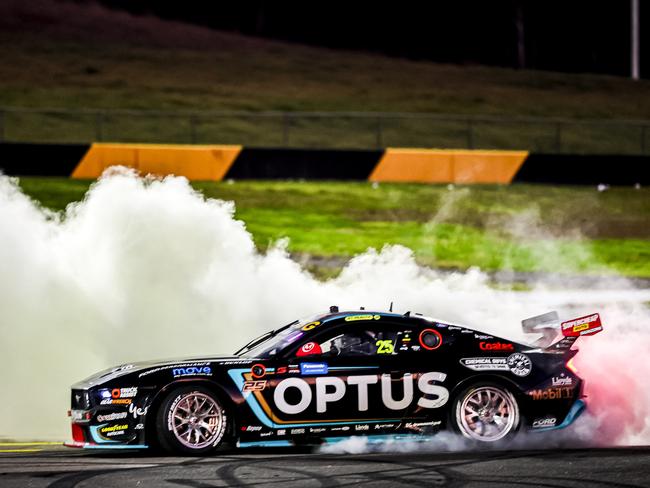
[156, 386, 228, 455]
[452, 383, 520, 443]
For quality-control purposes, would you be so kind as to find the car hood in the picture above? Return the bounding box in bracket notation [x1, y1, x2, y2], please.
[72, 354, 249, 389]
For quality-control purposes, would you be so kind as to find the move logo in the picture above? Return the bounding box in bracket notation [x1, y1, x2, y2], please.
[273, 372, 449, 415]
[172, 366, 212, 377]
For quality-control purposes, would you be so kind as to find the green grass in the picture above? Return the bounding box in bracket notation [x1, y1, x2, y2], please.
[16, 178, 650, 278]
[2, 3, 650, 151]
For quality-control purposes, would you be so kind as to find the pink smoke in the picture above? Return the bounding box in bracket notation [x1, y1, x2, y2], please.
[574, 308, 650, 445]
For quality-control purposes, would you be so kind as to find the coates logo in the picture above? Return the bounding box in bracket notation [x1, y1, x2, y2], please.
[479, 342, 514, 351]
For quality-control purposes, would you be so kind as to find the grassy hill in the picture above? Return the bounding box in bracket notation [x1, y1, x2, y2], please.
[16, 178, 650, 280]
[2, 1, 650, 151]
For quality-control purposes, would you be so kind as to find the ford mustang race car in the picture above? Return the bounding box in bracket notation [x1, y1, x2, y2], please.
[67, 307, 602, 454]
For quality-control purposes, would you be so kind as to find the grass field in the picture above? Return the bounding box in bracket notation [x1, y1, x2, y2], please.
[2, 2, 650, 151]
[16, 177, 650, 279]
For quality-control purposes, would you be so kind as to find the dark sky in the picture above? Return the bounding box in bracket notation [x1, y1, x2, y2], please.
[94, 0, 647, 78]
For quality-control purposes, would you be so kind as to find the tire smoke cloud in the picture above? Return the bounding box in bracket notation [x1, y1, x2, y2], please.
[0, 169, 648, 444]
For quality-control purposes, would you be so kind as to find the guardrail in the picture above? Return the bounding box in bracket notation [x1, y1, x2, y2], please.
[1, 107, 649, 154]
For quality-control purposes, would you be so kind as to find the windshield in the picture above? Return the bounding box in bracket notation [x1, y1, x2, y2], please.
[236, 315, 322, 358]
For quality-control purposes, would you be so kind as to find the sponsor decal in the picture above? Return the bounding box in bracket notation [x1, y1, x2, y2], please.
[299, 362, 328, 375]
[460, 355, 531, 377]
[474, 334, 493, 340]
[405, 421, 441, 430]
[241, 426, 263, 432]
[111, 387, 137, 399]
[345, 314, 381, 322]
[309, 427, 327, 434]
[479, 342, 514, 351]
[97, 412, 128, 423]
[561, 313, 603, 337]
[135, 423, 144, 430]
[297, 341, 322, 357]
[277, 429, 286, 436]
[260, 431, 273, 437]
[100, 398, 132, 405]
[527, 387, 573, 400]
[551, 375, 573, 386]
[532, 417, 557, 428]
[330, 426, 350, 432]
[355, 424, 370, 431]
[435, 323, 448, 328]
[461, 329, 473, 334]
[448, 326, 462, 331]
[220, 360, 253, 366]
[507, 353, 532, 377]
[460, 357, 509, 371]
[301, 321, 321, 331]
[173, 366, 212, 378]
[139, 362, 211, 378]
[375, 339, 395, 354]
[273, 372, 448, 415]
[290, 428, 306, 435]
[128, 403, 148, 419]
[373, 423, 398, 429]
[110, 364, 134, 373]
[99, 424, 128, 437]
[276, 366, 288, 374]
[243, 380, 267, 392]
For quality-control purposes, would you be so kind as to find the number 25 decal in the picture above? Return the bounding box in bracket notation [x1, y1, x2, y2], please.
[376, 339, 394, 354]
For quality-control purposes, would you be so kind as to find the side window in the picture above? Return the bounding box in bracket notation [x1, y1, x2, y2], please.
[318, 328, 399, 357]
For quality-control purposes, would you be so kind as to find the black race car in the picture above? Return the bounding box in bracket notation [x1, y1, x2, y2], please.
[66, 307, 603, 454]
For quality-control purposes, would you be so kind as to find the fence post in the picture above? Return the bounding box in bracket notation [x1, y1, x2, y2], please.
[95, 111, 104, 142]
[554, 122, 562, 153]
[189, 115, 197, 144]
[375, 117, 383, 148]
[282, 113, 290, 146]
[466, 118, 474, 149]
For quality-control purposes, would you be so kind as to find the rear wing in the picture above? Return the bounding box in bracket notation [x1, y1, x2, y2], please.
[521, 311, 603, 352]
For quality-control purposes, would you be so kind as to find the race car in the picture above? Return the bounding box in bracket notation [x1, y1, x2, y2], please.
[66, 307, 603, 454]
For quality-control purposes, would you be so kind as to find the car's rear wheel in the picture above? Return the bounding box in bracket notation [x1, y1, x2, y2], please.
[452, 383, 520, 442]
[156, 386, 228, 455]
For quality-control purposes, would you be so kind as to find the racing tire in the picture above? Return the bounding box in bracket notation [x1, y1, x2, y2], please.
[155, 386, 228, 455]
[451, 382, 520, 443]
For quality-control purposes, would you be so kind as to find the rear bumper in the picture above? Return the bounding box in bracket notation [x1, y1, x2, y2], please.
[532, 399, 586, 432]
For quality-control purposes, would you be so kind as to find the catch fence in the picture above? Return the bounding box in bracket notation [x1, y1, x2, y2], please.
[1, 107, 649, 155]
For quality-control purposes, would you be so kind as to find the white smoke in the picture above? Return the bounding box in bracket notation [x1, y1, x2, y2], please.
[0, 169, 648, 444]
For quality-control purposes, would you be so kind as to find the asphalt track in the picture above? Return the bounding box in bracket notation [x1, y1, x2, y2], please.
[0, 443, 649, 487]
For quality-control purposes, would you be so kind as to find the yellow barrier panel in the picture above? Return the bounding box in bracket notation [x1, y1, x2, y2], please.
[72, 143, 242, 181]
[370, 148, 529, 184]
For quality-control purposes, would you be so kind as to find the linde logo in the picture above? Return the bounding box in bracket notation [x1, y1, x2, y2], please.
[551, 376, 573, 386]
[273, 372, 449, 415]
[479, 342, 513, 351]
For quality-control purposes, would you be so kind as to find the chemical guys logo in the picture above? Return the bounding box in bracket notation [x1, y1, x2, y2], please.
[460, 353, 532, 377]
[273, 372, 449, 415]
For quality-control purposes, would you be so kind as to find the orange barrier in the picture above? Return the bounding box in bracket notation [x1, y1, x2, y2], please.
[71, 143, 242, 181]
[370, 149, 529, 184]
